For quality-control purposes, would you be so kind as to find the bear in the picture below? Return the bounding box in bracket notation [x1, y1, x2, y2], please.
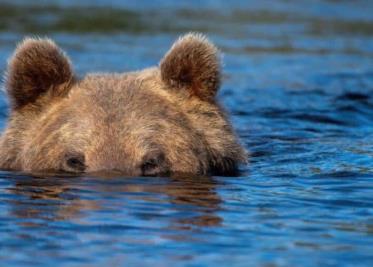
[0, 33, 247, 176]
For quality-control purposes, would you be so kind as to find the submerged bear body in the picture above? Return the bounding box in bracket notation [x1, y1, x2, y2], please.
[0, 34, 246, 176]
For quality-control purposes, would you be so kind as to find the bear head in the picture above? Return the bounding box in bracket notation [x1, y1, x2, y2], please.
[0, 33, 247, 176]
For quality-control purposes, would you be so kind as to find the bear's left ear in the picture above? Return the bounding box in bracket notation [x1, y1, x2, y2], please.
[5, 37, 74, 109]
[160, 33, 221, 102]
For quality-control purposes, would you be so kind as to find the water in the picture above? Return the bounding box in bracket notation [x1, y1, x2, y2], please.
[0, 1, 373, 266]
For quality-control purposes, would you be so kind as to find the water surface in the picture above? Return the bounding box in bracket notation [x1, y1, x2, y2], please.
[0, 1, 373, 266]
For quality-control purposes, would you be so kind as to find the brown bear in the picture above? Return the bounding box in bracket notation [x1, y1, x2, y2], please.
[0, 33, 247, 176]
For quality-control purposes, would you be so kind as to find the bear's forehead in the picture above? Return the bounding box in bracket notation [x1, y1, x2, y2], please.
[77, 73, 143, 95]
[64, 72, 183, 122]
[71, 73, 152, 107]
[41, 72, 194, 144]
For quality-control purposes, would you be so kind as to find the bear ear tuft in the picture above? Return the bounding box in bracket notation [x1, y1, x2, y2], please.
[160, 33, 221, 102]
[4, 37, 74, 109]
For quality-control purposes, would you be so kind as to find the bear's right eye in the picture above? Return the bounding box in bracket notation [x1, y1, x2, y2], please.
[64, 153, 86, 173]
[141, 152, 168, 177]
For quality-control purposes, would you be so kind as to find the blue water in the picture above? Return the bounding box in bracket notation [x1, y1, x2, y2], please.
[0, 1, 373, 266]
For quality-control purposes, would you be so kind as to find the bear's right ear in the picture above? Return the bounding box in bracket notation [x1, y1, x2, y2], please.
[4, 38, 74, 109]
[160, 33, 220, 102]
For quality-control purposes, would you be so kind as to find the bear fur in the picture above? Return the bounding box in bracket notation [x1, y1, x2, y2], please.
[0, 33, 247, 176]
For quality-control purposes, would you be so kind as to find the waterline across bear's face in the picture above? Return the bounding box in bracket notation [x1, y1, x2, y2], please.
[0, 33, 247, 176]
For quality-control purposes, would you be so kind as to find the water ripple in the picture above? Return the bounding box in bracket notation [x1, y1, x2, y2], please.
[0, 0, 373, 266]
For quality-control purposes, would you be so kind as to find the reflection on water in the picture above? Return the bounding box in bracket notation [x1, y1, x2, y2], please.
[0, 0, 373, 266]
[1, 174, 225, 265]
[7, 174, 222, 228]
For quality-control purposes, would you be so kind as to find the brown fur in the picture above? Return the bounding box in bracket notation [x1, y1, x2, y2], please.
[5, 38, 74, 109]
[0, 33, 247, 176]
[160, 33, 220, 102]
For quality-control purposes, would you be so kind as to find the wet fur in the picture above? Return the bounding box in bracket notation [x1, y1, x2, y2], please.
[0, 33, 247, 176]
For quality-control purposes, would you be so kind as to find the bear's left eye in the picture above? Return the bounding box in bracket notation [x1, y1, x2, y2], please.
[141, 152, 168, 177]
[63, 153, 86, 173]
